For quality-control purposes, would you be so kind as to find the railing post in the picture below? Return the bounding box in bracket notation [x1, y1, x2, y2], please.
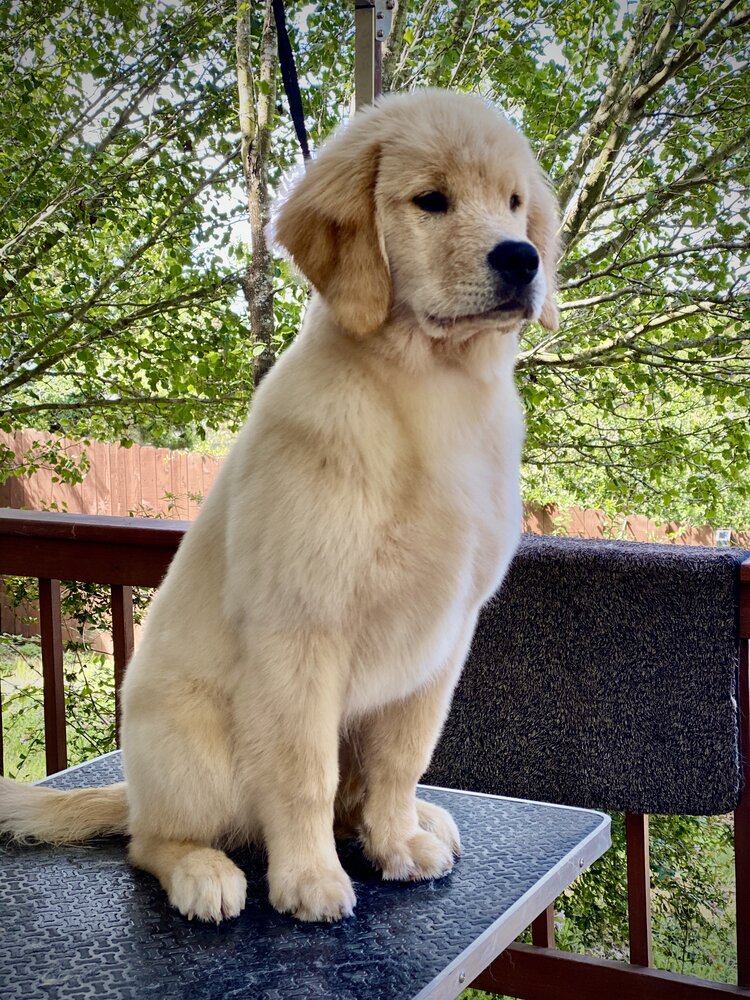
[38, 578, 67, 774]
[736, 558, 750, 988]
[531, 904, 556, 949]
[110, 584, 134, 746]
[626, 812, 653, 967]
[0, 676, 4, 777]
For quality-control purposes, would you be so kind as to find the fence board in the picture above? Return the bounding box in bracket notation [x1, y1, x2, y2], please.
[170, 449, 188, 518]
[111, 445, 127, 517]
[123, 444, 139, 518]
[187, 453, 203, 518]
[93, 439, 111, 516]
[80, 441, 98, 514]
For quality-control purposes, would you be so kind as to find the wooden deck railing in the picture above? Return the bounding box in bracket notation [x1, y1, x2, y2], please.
[0, 508, 188, 774]
[1, 507, 749, 1000]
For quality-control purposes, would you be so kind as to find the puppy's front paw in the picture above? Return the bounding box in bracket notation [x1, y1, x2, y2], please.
[365, 827, 455, 882]
[268, 862, 356, 922]
[168, 850, 247, 923]
[416, 800, 461, 858]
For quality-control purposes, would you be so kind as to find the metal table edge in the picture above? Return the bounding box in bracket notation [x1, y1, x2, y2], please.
[34, 757, 612, 1000]
[419, 781, 611, 825]
[413, 789, 611, 1000]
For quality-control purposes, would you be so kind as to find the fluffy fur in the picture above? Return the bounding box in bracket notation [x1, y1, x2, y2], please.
[0, 89, 559, 924]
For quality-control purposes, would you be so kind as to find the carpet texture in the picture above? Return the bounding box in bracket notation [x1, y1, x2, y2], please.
[426, 534, 749, 815]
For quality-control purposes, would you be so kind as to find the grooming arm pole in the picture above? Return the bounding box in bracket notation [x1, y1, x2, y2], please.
[354, 0, 393, 109]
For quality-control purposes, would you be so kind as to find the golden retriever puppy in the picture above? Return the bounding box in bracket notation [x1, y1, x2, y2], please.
[0, 89, 559, 923]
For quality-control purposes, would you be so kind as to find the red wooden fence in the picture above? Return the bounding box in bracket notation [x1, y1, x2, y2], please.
[0, 429, 221, 520]
[3, 430, 748, 546]
[3, 430, 750, 645]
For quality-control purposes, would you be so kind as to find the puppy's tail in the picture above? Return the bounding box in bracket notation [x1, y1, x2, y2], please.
[0, 776, 128, 844]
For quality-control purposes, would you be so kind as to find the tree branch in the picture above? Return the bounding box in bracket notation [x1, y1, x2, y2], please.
[0, 273, 243, 399]
[555, 2, 657, 212]
[3, 394, 249, 418]
[0, 148, 239, 396]
[562, 126, 750, 278]
[236, 0, 277, 389]
[381, 0, 412, 92]
[517, 301, 723, 369]
[561, 239, 750, 290]
[388, 0, 440, 91]
[560, 0, 746, 248]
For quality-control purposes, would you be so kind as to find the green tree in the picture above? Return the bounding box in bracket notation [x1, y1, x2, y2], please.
[0, 0, 254, 464]
[1, 0, 749, 522]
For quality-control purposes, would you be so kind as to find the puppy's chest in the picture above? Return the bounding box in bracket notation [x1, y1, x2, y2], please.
[346, 447, 518, 716]
[342, 383, 524, 708]
[445, 443, 520, 600]
[381, 407, 521, 598]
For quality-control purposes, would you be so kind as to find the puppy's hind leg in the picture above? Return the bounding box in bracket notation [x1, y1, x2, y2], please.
[123, 671, 246, 923]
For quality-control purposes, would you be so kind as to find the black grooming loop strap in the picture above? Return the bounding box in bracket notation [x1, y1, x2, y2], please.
[271, 0, 311, 161]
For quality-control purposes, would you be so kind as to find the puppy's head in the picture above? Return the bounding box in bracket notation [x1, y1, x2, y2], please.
[274, 89, 559, 338]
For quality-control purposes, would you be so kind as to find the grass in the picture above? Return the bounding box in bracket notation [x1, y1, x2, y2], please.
[0, 637, 117, 781]
[0, 645, 46, 781]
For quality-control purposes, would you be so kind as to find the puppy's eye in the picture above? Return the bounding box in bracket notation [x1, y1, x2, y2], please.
[509, 193, 522, 211]
[412, 191, 449, 213]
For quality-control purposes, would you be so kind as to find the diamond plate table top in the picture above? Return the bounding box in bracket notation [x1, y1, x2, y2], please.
[0, 752, 610, 1000]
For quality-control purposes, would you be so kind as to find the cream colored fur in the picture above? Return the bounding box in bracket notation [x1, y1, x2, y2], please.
[0, 89, 559, 924]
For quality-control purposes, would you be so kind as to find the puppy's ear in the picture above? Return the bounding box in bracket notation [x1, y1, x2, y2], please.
[273, 125, 390, 336]
[527, 167, 561, 332]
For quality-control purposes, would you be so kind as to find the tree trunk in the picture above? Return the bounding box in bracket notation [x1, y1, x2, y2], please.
[381, 0, 411, 92]
[236, 0, 278, 389]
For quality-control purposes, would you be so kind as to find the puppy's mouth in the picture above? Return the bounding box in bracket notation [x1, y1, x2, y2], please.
[426, 300, 530, 329]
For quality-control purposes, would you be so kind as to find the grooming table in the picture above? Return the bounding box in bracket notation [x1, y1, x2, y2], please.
[0, 752, 610, 999]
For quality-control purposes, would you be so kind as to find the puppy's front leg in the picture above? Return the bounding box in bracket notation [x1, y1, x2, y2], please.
[358, 659, 464, 882]
[248, 630, 355, 922]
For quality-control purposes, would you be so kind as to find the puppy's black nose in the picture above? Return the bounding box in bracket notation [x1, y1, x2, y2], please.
[487, 241, 539, 286]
